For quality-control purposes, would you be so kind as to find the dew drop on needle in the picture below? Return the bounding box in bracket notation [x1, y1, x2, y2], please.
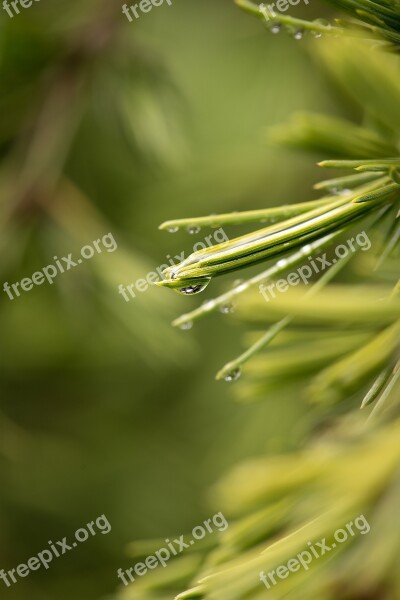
[220, 304, 234, 314]
[224, 368, 241, 382]
[270, 23, 281, 34]
[179, 321, 193, 330]
[178, 279, 211, 295]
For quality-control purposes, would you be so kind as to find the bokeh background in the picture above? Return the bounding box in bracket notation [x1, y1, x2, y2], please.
[0, 1, 344, 599]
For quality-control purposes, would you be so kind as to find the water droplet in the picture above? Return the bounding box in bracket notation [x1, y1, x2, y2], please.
[179, 321, 193, 330]
[179, 284, 205, 295]
[312, 30, 322, 38]
[224, 368, 241, 382]
[277, 259, 288, 269]
[270, 23, 281, 34]
[178, 278, 211, 295]
[220, 303, 234, 314]
[167, 227, 179, 233]
[187, 225, 201, 235]
[294, 30, 304, 40]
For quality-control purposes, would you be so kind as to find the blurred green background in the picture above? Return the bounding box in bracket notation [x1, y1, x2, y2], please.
[0, 0, 341, 598]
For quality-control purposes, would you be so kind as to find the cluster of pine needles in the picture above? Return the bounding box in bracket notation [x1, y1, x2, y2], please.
[116, 2, 400, 600]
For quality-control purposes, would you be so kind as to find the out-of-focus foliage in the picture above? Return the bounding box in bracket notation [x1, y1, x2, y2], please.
[0, 0, 190, 368]
[184, 414, 400, 600]
[113, 413, 400, 600]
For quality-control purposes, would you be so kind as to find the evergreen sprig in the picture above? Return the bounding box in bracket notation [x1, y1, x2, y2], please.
[235, 0, 400, 48]
[158, 27, 400, 407]
[129, 5, 400, 600]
